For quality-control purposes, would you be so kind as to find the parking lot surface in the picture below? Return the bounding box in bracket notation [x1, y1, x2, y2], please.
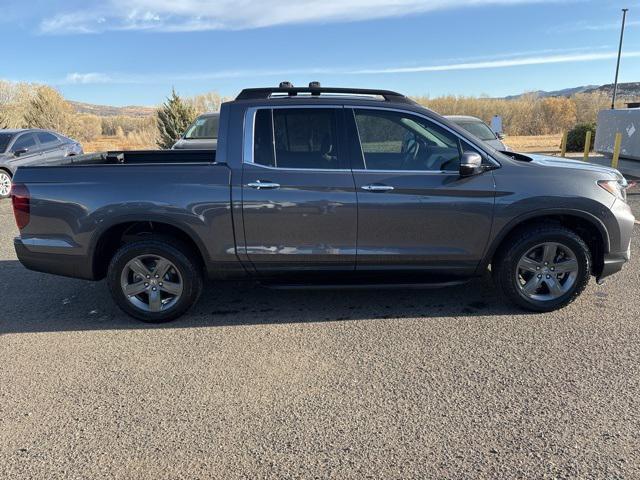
[1, 187, 639, 479]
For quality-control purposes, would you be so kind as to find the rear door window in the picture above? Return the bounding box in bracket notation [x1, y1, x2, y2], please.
[253, 108, 342, 170]
[36, 132, 60, 146]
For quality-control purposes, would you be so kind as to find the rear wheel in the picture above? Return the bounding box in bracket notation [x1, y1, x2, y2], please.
[493, 225, 591, 312]
[0, 171, 12, 198]
[107, 237, 203, 322]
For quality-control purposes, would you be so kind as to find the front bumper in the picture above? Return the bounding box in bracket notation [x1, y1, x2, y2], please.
[597, 247, 631, 283]
[596, 198, 635, 283]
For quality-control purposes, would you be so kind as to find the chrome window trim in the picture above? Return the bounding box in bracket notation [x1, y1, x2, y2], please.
[349, 105, 502, 170]
[243, 105, 351, 172]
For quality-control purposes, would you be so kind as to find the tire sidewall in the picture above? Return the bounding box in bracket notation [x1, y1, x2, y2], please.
[108, 239, 202, 323]
[501, 230, 591, 312]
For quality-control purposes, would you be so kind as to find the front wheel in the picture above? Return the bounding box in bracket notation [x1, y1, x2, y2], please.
[0, 171, 12, 198]
[493, 225, 591, 312]
[107, 237, 203, 322]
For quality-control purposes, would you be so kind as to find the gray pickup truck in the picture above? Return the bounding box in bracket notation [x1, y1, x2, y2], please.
[10, 84, 634, 323]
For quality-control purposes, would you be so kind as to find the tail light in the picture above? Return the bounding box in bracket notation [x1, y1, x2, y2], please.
[11, 183, 30, 229]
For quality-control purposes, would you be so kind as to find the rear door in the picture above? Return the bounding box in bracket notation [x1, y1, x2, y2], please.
[240, 106, 357, 275]
[35, 131, 65, 162]
[348, 107, 496, 276]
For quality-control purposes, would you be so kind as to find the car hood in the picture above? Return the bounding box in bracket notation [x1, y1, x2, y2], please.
[516, 153, 624, 181]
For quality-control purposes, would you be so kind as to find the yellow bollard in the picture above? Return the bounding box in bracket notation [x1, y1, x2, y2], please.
[560, 131, 567, 157]
[612, 132, 622, 169]
[583, 130, 592, 161]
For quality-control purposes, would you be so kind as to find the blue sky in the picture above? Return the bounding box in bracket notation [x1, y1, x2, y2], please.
[1, 0, 639, 106]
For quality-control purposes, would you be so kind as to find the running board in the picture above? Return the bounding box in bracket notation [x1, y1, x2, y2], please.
[264, 280, 470, 291]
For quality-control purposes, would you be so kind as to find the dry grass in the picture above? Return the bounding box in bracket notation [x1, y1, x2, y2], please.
[506, 134, 563, 153]
[84, 134, 566, 155]
[83, 135, 156, 153]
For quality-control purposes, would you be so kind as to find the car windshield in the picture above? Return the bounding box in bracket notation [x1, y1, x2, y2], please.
[457, 121, 497, 141]
[0, 133, 13, 153]
[184, 116, 219, 139]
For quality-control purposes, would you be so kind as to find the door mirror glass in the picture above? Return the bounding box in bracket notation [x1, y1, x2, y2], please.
[459, 151, 483, 177]
[13, 148, 28, 157]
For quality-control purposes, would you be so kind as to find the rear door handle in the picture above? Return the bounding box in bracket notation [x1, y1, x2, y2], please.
[361, 184, 394, 192]
[248, 180, 280, 190]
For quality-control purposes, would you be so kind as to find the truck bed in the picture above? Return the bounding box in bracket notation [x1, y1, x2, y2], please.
[52, 149, 216, 166]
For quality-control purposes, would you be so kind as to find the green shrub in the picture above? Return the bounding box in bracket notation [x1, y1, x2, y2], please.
[566, 122, 596, 152]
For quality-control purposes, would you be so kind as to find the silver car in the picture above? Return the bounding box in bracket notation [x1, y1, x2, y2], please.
[0, 129, 83, 198]
[172, 113, 219, 150]
[445, 115, 508, 151]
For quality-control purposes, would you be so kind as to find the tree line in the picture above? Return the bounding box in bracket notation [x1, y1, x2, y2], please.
[0, 80, 630, 149]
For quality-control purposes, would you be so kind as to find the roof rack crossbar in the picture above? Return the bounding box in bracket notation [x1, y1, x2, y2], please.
[236, 87, 411, 103]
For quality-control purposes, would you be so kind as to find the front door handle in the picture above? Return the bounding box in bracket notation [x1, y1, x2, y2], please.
[361, 184, 394, 192]
[248, 180, 280, 190]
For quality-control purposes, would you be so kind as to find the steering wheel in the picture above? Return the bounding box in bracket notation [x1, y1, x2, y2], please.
[400, 137, 420, 170]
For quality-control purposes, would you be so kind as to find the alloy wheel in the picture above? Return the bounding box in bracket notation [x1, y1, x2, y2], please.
[120, 255, 183, 312]
[0, 172, 11, 197]
[516, 242, 579, 302]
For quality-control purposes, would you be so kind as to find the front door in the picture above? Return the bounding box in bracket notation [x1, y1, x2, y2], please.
[241, 107, 357, 275]
[8, 133, 44, 169]
[348, 108, 496, 276]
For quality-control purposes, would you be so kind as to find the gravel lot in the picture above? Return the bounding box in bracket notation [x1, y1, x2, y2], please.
[1, 187, 639, 479]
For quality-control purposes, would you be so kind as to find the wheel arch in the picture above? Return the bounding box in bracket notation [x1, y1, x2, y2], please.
[481, 209, 609, 276]
[91, 217, 208, 280]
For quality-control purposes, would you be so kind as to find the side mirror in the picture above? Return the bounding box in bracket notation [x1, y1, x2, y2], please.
[496, 132, 506, 140]
[13, 148, 28, 157]
[459, 152, 483, 177]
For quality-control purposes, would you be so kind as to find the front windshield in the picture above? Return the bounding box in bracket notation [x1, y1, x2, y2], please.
[184, 115, 219, 139]
[0, 133, 13, 153]
[457, 121, 497, 141]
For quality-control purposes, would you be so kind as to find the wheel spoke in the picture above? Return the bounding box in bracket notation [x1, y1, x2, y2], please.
[522, 276, 542, 295]
[153, 258, 172, 279]
[518, 256, 541, 273]
[124, 281, 147, 297]
[542, 243, 557, 264]
[544, 277, 564, 297]
[160, 281, 181, 296]
[129, 259, 151, 279]
[148, 289, 162, 312]
[553, 258, 578, 274]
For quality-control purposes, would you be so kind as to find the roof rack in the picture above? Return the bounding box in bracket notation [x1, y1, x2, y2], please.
[236, 82, 413, 104]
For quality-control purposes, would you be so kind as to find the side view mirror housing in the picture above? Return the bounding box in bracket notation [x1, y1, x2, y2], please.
[13, 148, 28, 157]
[496, 132, 506, 140]
[459, 152, 483, 177]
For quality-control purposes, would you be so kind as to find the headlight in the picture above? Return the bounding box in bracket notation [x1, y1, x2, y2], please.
[598, 179, 628, 201]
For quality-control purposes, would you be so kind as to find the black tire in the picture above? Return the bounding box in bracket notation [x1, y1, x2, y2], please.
[107, 236, 203, 323]
[493, 225, 591, 312]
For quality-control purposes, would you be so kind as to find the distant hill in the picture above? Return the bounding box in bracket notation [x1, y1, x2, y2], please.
[69, 100, 156, 117]
[504, 82, 640, 102]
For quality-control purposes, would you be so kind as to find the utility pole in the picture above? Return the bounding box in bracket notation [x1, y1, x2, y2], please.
[611, 8, 629, 109]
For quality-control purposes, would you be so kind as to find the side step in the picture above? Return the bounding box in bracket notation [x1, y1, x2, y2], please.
[264, 280, 470, 291]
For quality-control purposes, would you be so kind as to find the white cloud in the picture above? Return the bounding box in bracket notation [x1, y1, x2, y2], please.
[351, 51, 640, 74]
[65, 72, 113, 84]
[550, 19, 639, 33]
[61, 48, 640, 85]
[41, 0, 576, 34]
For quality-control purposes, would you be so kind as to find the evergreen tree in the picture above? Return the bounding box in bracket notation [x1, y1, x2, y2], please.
[156, 89, 196, 149]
